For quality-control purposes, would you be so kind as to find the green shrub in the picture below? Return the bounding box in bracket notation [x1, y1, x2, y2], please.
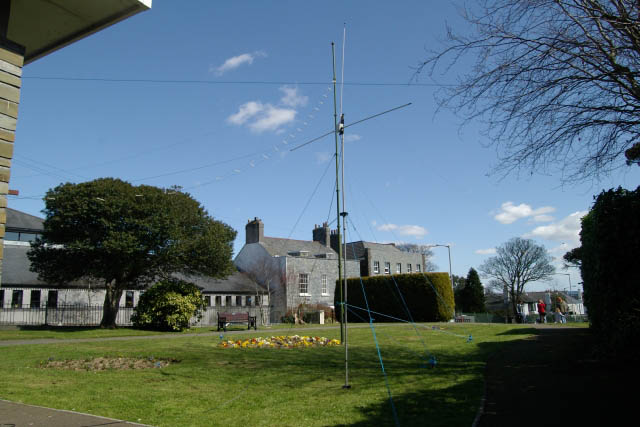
[132, 279, 204, 331]
[580, 186, 640, 359]
[335, 273, 454, 323]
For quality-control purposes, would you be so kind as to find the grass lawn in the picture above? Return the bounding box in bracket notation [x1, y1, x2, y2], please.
[0, 323, 547, 426]
[0, 325, 216, 341]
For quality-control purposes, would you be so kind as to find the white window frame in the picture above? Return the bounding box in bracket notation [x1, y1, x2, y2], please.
[299, 273, 310, 296]
[373, 261, 380, 274]
[416, 264, 421, 272]
[321, 274, 328, 295]
[396, 263, 402, 274]
[407, 264, 412, 273]
[384, 262, 390, 274]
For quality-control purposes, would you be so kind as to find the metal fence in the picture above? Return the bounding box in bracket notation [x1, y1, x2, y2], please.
[0, 304, 271, 328]
[0, 305, 134, 326]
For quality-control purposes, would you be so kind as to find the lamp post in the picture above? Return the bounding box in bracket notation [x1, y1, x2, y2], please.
[554, 273, 572, 294]
[428, 244, 454, 293]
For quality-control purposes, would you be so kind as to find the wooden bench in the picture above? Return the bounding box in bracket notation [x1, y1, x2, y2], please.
[217, 312, 257, 332]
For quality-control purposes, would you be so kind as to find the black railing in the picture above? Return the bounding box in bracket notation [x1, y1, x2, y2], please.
[0, 304, 135, 326]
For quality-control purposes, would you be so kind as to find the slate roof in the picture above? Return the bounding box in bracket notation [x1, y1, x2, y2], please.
[178, 271, 266, 294]
[523, 291, 581, 304]
[0, 243, 94, 288]
[5, 208, 44, 232]
[259, 237, 337, 258]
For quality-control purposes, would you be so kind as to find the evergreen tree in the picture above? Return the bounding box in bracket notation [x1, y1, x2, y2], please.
[459, 268, 485, 313]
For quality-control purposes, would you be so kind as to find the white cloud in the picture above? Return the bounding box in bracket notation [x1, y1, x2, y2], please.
[524, 211, 587, 246]
[494, 202, 556, 224]
[227, 101, 264, 125]
[249, 105, 296, 132]
[475, 248, 496, 255]
[314, 152, 332, 164]
[533, 214, 554, 222]
[214, 51, 266, 75]
[279, 86, 308, 108]
[376, 223, 428, 239]
[227, 102, 296, 133]
[345, 134, 362, 142]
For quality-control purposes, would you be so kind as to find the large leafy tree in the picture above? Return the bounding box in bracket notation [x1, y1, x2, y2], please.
[418, 0, 640, 183]
[28, 178, 236, 328]
[480, 238, 555, 317]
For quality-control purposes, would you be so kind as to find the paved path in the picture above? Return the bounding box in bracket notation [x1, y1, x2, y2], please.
[0, 399, 152, 427]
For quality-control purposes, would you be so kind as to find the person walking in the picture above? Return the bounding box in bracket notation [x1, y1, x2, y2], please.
[537, 299, 546, 324]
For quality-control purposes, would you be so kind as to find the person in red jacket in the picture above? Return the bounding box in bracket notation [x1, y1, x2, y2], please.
[537, 299, 546, 323]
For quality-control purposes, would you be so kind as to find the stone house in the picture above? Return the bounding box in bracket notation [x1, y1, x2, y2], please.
[342, 241, 426, 277]
[234, 218, 360, 323]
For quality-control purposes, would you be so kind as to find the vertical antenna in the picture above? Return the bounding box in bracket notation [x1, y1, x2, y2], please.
[340, 23, 351, 390]
[331, 42, 344, 346]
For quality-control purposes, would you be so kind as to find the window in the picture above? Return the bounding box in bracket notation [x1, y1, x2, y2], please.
[384, 262, 390, 274]
[47, 290, 58, 308]
[11, 290, 23, 308]
[0, 289, 4, 308]
[215, 296, 222, 306]
[125, 291, 134, 308]
[299, 273, 309, 295]
[416, 264, 421, 273]
[322, 274, 328, 295]
[236, 296, 242, 306]
[226, 295, 232, 306]
[4, 231, 19, 241]
[30, 290, 41, 308]
[407, 264, 412, 273]
[373, 261, 380, 274]
[204, 296, 211, 307]
[256, 295, 261, 306]
[396, 263, 402, 274]
[247, 296, 253, 306]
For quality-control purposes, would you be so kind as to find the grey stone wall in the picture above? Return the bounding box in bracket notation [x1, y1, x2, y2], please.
[364, 248, 425, 276]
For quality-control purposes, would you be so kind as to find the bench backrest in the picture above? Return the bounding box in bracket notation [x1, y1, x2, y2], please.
[218, 312, 249, 322]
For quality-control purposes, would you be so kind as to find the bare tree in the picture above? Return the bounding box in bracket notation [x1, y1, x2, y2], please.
[479, 238, 555, 317]
[417, 0, 640, 183]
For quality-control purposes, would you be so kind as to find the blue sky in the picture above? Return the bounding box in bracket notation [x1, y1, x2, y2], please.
[10, 1, 639, 293]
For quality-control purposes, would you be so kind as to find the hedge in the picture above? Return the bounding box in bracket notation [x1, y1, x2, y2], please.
[334, 273, 454, 323]
[580, 186, 640, 359]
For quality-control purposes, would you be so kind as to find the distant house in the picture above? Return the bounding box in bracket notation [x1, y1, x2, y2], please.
[485, 289, 585, 322]
[234, 218, 361, 323]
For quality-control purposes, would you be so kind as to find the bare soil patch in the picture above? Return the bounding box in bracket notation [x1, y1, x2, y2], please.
[42, 356, 180, 371]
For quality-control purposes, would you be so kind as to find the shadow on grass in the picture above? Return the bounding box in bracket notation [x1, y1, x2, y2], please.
[323, 339, 511, 427]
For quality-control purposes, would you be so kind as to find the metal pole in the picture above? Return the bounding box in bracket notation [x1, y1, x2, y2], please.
[446, 245, 454, 294]
[331, 42, 344, 344]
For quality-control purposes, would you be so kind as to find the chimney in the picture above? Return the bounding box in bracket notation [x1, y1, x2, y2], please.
[246, 217, 264, 244]
[312, 222, 331, 247]
[330, 229, 340, 252]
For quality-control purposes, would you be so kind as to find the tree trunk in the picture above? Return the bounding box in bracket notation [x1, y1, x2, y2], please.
[101, 285, 123, 328]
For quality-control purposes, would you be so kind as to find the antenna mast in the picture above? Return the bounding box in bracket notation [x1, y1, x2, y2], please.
[339, 24, 351, 390]
[331, 42, 345, 346]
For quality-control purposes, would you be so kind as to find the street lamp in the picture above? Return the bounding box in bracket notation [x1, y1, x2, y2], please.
[554, 273, 572, 294]
[427, 244, 454, 293]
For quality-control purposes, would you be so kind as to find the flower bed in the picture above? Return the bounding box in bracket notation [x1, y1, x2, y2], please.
[219, 335, 340, 349]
